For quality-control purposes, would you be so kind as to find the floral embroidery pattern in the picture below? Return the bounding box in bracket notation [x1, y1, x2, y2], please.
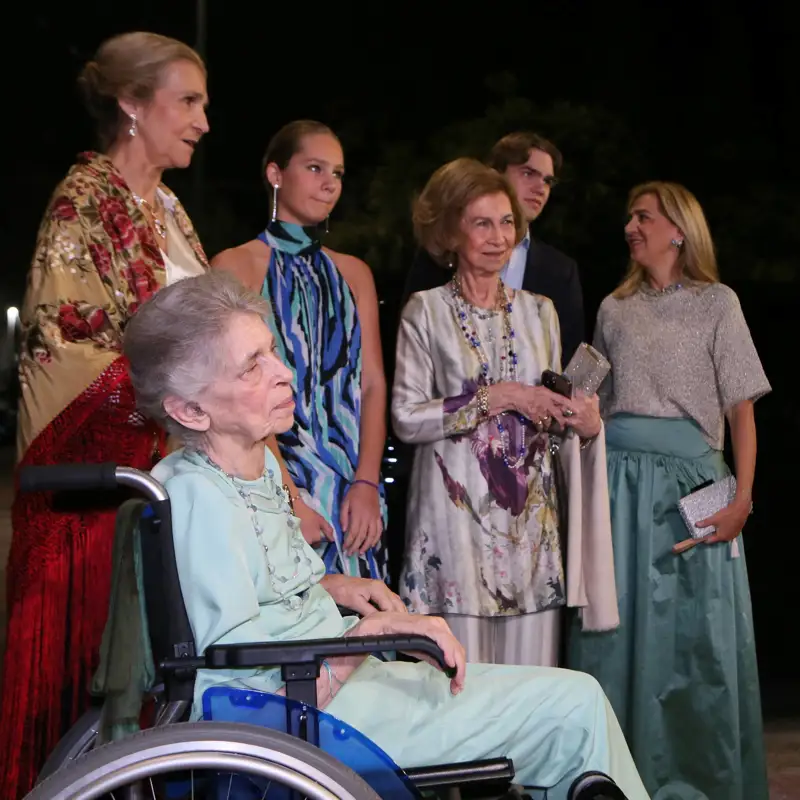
[18, 151, 208, 395]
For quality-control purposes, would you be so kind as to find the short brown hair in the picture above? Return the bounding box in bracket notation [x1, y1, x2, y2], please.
[78, 32, 205, 151]
[413, 158, 527, 266]
[261, 120, 340, 195]
[487, 132, 563, 176]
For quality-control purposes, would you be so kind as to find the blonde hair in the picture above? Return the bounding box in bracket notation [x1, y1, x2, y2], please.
[614, 181, 719, 298]
[413, 158, 527, 266]
[78, 32, 206, 150]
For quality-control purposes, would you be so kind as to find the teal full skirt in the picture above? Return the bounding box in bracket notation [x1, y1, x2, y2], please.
[568, 414, 768, 800]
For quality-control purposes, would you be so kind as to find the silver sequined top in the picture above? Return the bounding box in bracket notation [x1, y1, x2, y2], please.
[594, 282, 771, 449]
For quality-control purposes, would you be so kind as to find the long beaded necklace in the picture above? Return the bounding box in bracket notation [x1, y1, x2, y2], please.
[451, 275, 528, 469]
[197, 451, 315, 611]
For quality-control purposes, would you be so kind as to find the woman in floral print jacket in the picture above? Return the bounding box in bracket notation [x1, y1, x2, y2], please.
[394, 158, 618, 669]
[0, 32, 210, 799]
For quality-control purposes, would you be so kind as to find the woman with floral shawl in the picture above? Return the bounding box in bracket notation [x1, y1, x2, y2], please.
[0, 33, 210, 798]
[394, 159, 617, 667]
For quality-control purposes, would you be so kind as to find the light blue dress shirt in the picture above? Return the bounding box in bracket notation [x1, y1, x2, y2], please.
[500, 230, 531, 289]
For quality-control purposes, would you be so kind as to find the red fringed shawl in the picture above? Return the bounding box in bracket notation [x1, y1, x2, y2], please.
[0, 152, 207, 799]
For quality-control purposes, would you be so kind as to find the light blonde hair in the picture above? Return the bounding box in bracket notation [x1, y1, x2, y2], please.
[413, 158, 527, 267]
[78, 32, 206, 150]
[614, 181, 719, 298]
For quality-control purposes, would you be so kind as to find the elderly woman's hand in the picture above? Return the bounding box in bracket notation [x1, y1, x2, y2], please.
[511, 385, 568, 432]
[321, 574, 406, 616]
[550, 392, 602, 440]
[352, 612, 467, 695]
[340, 482, 383, 556]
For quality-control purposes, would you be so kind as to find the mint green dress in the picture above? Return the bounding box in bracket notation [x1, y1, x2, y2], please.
[151, 447, 649, 800]
[568, 284, 770, 800]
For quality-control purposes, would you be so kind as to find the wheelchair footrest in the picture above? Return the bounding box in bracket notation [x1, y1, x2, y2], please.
[405, 757, 514, 789]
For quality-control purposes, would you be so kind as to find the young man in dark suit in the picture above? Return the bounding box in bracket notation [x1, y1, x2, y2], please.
[400, 132, 584, 364]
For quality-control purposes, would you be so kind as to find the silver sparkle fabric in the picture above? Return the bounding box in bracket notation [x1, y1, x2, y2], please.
[678, 474, 737, 537]
[593, 282, 770, 449]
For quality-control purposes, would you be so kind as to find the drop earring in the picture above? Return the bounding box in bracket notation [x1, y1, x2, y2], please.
[128, 114, 137, 138]
[324, 215, 330, 235]
[271, 184, 279, 223]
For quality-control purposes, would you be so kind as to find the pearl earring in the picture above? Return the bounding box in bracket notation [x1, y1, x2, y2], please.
[128, 114, 137, 137]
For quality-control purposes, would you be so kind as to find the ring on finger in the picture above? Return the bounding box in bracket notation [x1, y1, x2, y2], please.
[564, 408, 575, 417]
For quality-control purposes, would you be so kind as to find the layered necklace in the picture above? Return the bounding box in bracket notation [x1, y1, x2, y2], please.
[451, 274, 528, 469]
[197, 451, 315, 612]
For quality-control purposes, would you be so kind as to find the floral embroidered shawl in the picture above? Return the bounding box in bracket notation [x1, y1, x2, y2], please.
[16, 151, 208, 459]
[0, 151, 208, 800]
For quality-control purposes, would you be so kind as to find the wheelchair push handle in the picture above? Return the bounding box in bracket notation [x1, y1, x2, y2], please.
[18, 463, 169, 504]
[19, 462, 119, 493]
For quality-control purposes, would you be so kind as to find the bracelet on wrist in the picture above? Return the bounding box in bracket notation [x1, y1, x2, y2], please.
[350, 478, 379, 491]
[477, 385, 490, 419]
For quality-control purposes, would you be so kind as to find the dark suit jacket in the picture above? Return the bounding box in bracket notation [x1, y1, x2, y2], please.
[400, 227, 585, 365]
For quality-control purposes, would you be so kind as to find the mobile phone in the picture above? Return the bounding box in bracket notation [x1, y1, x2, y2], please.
[541, 370, 572, 398]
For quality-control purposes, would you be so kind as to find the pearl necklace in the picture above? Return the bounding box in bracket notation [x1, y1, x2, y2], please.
[197, 452, 314, 611]
[451, 276, 528, 469]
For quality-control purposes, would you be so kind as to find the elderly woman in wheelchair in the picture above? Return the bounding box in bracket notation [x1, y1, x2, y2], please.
[113, 271, 649, 800]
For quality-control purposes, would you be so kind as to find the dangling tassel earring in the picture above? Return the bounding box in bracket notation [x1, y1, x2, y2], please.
[128, 114, 137, 138]
[271, 184, 279, 224]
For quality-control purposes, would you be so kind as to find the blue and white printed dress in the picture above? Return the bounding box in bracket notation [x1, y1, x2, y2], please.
[258, 221, 388, 581]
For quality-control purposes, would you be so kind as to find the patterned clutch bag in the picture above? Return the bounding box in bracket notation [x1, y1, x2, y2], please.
[678, 476, 736, 538]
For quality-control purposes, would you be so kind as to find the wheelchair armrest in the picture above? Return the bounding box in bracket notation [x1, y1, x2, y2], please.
[405, 757, 515, 790]
[199, 634, 456, 678]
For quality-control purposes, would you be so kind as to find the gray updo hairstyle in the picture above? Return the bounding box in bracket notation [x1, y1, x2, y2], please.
[123, 271, 272, 448]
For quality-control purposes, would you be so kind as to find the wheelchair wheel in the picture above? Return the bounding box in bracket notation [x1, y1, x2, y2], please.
[24, 721, 380, 800]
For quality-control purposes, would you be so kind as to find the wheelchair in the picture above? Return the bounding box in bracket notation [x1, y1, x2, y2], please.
[19, 462, 629, 800]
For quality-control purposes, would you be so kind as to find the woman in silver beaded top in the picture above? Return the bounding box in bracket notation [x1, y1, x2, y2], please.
[568, 181, 770, 800]
[392, 158, 617, 667]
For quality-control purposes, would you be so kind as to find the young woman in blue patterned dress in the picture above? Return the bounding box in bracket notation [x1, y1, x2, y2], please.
[213, 121, 388, 581]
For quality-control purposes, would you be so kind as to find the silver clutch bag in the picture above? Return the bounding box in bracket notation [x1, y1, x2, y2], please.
[678, 476, 736, 538]
[563, 343, 611, 397]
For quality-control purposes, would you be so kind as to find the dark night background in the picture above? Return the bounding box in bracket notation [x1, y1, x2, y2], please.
[0, 1, 796, 713]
